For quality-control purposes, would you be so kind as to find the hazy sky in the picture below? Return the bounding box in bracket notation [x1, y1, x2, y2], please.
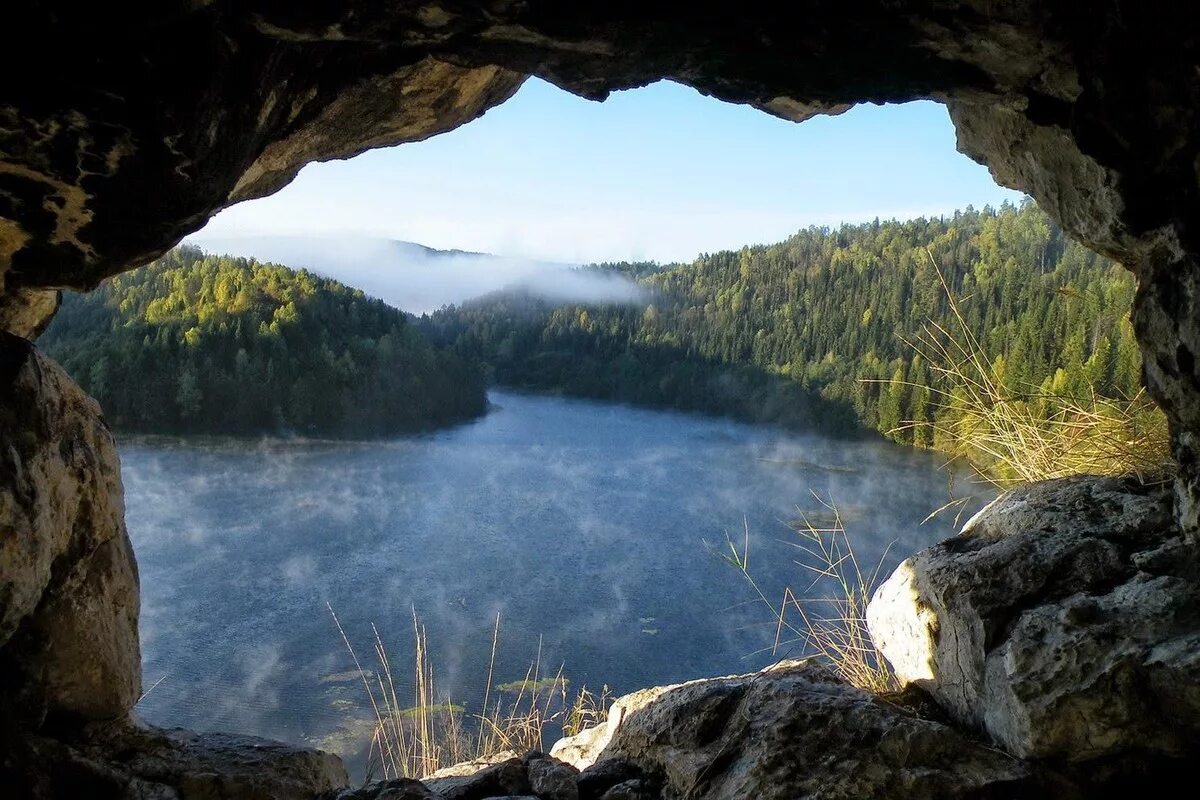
[196, 78, 1024, 264]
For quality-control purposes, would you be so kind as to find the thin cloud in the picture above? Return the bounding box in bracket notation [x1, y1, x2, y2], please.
[186, 234, 649, 313]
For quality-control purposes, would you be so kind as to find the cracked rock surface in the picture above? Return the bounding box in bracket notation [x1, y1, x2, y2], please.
[3, 721, 348, 799]
[867, 476, 1200, 761]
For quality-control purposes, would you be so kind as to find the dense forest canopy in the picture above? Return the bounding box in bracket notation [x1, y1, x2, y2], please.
[40, 246, 486, 436]
[39, 201, 1149, 453]
[420, 200, 1144, 448]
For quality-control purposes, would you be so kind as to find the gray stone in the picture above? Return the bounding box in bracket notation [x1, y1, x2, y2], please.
[867, 475, 1200, 760]
[116, 726, 349, 799]
[6, 722, 349, 799]
[597, 781, 654, 800]
[0, 332, 140, 723]
[424, 750, 521, 781]
[424, 756, 531, 799]
[549, 722, 611, 772]
[526, 756, 578, 800]
[575, 758, 642, 799]
[550, 688, 671, 771]
[573, 660, 1042, 800]
[333, 778, 436, 799]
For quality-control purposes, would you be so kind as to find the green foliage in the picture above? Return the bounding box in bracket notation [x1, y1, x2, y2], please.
[421, 200, 1148, 450]
[419, 294, 862, 433]
[41, 245, 486, 436]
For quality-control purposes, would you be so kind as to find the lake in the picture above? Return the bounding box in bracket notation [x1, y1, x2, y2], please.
[122, 390, 988, 776]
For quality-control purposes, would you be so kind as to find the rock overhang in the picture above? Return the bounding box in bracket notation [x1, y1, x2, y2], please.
[3, 7, 1200, 795]
[1, 2, 1194, 286]
[4, 5, 1200, 532]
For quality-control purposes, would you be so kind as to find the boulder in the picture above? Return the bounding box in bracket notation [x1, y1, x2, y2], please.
[348, 752, 646, 800]
[573, 759, 642, 799]
[560, 660, 1046, 800]
[0, 332, 140, 724]
[550, 688, 671, 772]
[549, 723, 610, 772]
[110, 726, 349, 799]
[423, 756, 531, 799]
[332, 779, 437, 800]
[424, 751, 520, 781]
[867, 475, 1200, 761]
[525, 755, 578, 800]
[596, 782, 654, 800]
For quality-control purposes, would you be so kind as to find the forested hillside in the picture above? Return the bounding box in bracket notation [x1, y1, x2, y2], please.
[421, 201, 1145, 447]
[41, 246, 486, 436]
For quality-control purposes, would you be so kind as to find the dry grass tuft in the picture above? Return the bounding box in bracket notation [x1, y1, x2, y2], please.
[562, 683, 612, 739]
[890, 257, 1172, 489]
[329, 605, 610, 781]
[721, 496, 899, 694]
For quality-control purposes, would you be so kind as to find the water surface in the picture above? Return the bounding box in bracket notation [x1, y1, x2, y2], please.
[124, 390, 987, 774]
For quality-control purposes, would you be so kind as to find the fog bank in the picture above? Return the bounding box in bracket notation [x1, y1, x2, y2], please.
[186, 234, 648, 313]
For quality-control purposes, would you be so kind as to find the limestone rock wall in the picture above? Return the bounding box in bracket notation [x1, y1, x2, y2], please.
[0, 332, 353, 797]
[0, 331, 139, 727]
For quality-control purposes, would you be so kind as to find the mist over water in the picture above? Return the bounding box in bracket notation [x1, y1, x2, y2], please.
[125, 391, 990, 777]
[186, 235, 648, 313]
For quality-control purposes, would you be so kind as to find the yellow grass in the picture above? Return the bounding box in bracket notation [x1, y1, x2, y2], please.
[329, 605, 610, 781]
[721, 496, 899, 694]
[892, 258, 1172, 489]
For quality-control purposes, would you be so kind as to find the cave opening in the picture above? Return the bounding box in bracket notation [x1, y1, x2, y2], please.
[4, 6, 1199, 796]
[40, 80, 1147, 780]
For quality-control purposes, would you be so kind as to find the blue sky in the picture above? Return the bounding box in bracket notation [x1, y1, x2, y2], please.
[197, 78, 1024, 264]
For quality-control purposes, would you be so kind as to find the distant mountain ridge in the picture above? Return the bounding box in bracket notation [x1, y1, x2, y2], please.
[194, 234, 496, 262]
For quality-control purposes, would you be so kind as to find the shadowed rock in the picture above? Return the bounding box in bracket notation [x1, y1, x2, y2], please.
[558, 661, 1046, 800]
[4, 722, 348, 799]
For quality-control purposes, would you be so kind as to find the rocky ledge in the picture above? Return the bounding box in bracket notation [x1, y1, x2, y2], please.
[4, 721, 348, 799]
[335, 661, 1043, 800]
